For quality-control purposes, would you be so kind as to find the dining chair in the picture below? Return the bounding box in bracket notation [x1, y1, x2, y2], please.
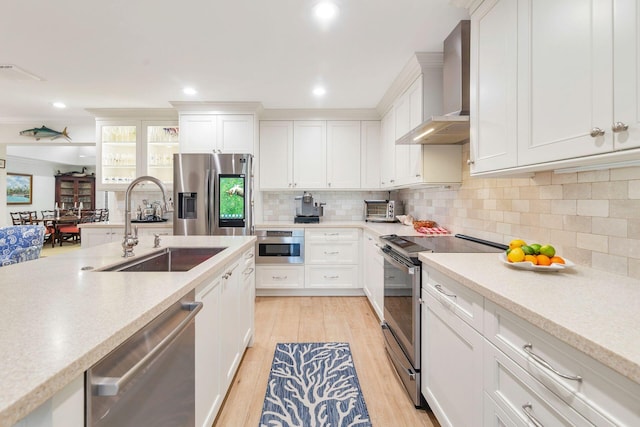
[41, 210, 57, 248]
[9, 212, 22, 225]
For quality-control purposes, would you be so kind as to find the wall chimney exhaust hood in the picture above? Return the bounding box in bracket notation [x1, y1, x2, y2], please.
[397, 20, 470, 145]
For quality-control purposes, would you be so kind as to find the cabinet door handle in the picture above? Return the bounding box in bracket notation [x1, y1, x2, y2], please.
[521, 403, 544, 427]
[590, 127, 605, 137]
[522, 343, 582, 381]
[272, 275, 288, 280]
[243, 267, 254, 276]
[324, 251, 339, 255]
[325, 232, 339, 236]
[434, 284, 456, 300]
[612, 121, 629, 133]
[324, 275, 340, 279]
[466, 159, 475, 166]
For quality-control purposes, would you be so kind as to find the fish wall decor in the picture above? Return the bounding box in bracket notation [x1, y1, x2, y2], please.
[19, 125, 71, 141]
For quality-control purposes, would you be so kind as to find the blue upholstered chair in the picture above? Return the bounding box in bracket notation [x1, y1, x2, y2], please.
[0, 225, 45, 267]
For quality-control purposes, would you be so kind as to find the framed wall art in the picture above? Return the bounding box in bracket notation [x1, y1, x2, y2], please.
[7, 173, 33, 205]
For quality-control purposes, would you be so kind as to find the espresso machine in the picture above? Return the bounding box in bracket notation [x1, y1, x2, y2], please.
[294, 192, 325, 224]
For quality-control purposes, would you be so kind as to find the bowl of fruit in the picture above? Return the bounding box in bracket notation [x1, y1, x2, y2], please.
[499, 239, 575, 272]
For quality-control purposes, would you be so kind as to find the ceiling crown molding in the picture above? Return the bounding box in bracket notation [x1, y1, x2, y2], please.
[376, 52, 443, 116]
[170, 101, 263, 115]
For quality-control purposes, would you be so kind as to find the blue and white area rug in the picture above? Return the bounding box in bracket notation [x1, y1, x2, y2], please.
[260, 342, 372, 427]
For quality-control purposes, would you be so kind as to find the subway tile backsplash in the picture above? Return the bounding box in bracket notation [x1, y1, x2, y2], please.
[398, 143, 640, 279]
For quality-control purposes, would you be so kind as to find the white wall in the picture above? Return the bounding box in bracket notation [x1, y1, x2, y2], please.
[0, 145, 6, 224]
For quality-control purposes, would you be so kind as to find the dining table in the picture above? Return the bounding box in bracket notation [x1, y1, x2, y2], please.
[42, 215, 81, 247]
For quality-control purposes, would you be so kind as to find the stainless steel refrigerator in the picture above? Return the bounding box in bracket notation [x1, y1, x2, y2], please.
[173, 153, 253, 236]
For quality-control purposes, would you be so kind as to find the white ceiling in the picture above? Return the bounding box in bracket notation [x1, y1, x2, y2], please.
[0, 0, 469, 122]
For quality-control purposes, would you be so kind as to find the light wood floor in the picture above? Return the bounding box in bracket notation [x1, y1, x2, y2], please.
[214, 296, 439, 427]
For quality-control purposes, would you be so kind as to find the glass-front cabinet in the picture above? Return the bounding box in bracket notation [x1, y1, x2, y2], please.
[95, 116, 178, 190]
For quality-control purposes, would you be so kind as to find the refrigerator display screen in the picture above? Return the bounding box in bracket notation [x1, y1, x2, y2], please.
[219, 174, 246, 227]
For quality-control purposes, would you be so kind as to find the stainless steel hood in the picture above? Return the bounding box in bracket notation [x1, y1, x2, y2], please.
[397, 20, 470, 145]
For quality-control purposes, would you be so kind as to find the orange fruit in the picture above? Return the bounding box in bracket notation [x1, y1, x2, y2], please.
[524, 255, 538, 265]
[537, 254, 552, 266]
[550, 256, 565, 265]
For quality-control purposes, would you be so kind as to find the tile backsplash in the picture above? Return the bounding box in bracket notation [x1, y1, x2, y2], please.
[261, 191, 387, 222]
[400, 143, 640, 279]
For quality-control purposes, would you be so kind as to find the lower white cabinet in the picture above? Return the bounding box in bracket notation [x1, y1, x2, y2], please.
[256, 265, 305, 289]
[362, 231, 383, 320]
[12, 375, 84, 427]
[194, 247, 254, 427]
[81, 227, 120, 248]
[421, 288, 484, 427]
[305, 228, 360, 289]
[195, 273, 223, 427]
[483, 393, 516, 427]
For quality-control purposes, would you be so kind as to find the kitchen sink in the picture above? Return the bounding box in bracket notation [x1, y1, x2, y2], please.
[98, 247, 227, 272]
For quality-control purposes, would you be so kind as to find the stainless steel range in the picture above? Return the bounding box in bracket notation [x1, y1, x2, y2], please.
[378, 233, 507, 407]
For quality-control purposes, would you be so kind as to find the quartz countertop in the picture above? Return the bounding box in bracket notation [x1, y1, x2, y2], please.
[419, 252, 640, 384]
[256, 220, 436, 237]
[0, 235, 255, 427]
[79, 221, 173, 229]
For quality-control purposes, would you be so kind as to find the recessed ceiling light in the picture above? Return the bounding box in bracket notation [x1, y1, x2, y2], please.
[183, 87, 197, 95]
[313, 2, 339, 21]
[312, 86, 327, 97]
[52, 102, 66, 109]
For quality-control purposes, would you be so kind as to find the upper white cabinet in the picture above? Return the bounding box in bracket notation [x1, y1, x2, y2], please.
[394, 76, 425, 187]
[470, 0, 640, 175]
[259, 120, 375, 190]
[380, 109, 396, 187]
[179, 114, 254, 154]
[360, 121, 381, 189]
[293, 121, 327, 189]
[93, 113, 179, 191]
[327, 121, 361, 189]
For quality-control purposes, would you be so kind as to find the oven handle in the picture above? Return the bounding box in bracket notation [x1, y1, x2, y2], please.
[92, 301, 203, 396]
[381, 249, 419, 275]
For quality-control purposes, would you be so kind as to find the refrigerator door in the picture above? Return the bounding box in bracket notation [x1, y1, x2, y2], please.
[173, 153, 213, 235]
[211, 153, 253, 236]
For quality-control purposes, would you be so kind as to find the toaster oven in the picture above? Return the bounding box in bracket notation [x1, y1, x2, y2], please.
[364, 199, 404, 222]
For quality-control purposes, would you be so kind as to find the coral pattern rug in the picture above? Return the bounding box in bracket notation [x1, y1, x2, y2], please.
[259, 342, 372, 427]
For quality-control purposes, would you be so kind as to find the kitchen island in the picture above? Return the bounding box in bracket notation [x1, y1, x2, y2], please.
[0, 235, 255, 427]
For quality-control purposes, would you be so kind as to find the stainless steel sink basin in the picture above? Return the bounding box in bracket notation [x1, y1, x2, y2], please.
[99, 247, 227, 272]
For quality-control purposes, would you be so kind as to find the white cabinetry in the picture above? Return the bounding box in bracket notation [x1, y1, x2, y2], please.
[259, 121, 293, 189]
[304, 228, 360, 289]
[180, 114, 254, 154]
[326, 121, 361, 189]
[12, 375, 84, 427]
[80, 227, 120, 248]
[360, 121, 381, 189]
[194, 246, 255, 427]
[94, 114, 179, 190]
[380, 109, 396, 187]
[394, 76, 425, 187]
[293, 121, 327, 188]
[421, 277, 484, 427]
[195, 273, 223, 427]
[255, 265, 305, 289]
[362, 231, 383, 320]
[470, 0, 640, 175]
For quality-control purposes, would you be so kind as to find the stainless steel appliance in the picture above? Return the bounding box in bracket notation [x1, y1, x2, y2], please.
[364, 199, 403, 222]
[86, 290, 202, 426]
[173, 153, 253, 236]
[294, 192, 325, 224]
[255, 229, 304, 264]
[378, 233, 507, 407]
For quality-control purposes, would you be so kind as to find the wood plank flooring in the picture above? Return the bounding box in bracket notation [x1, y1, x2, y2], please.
[214, 296, 440, 427]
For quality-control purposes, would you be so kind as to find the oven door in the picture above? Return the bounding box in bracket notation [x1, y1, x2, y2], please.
[381, 248, 421, 368]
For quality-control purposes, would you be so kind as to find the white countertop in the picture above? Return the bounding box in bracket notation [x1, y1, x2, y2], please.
[79, 221, 173, 229]
[256, 220, 433, 237]
[0, 235, 255, 427]
[419, 252, 640, 384]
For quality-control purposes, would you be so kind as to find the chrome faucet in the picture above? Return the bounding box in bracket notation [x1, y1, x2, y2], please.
[123, 176, 169, 257]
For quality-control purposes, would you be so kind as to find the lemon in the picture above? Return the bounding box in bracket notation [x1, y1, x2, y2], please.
[539, 244, 556, 258]
[509, 239, 527, 250]
[529, 243, 541, 255]
[507, 247, 525, 263]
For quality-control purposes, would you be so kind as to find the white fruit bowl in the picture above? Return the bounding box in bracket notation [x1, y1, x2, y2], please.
[498, 253, 576, 272]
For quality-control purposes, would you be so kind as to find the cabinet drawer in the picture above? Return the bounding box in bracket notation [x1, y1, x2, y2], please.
[422, 267, 484, 333]
[484, 392, 517, 427]
[305, 241, 359, 264]
[484, 340, 594, 426]
[305, 228, 359, 241]
[305, 265, 359, 288]
[242, 247, 255, 267]
[485, 300, 640, 426]
[256, 266, 304, 289]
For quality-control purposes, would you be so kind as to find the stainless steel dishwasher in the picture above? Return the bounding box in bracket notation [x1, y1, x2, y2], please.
[86, 290, 202, 427]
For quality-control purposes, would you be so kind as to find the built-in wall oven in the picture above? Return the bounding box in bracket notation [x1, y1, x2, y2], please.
[255, 229, 304, 264]
[379, 234, 507, 408]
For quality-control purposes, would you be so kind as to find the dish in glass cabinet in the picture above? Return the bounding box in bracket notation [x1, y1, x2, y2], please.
[498, 253, 576, 272]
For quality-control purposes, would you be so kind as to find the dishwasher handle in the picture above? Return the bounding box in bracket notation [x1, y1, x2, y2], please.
[92, 301, 203, 397]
